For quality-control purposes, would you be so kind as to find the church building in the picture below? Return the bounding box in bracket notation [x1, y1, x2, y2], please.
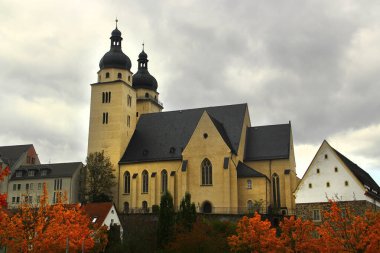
[87, 23, 299, 214]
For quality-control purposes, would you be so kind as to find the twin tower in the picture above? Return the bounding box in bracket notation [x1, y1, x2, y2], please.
[87, 23, 163, 194]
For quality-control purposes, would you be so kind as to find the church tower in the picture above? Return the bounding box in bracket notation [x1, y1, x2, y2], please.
[87, 22, 137, 201]
[132, 45, 163, 116]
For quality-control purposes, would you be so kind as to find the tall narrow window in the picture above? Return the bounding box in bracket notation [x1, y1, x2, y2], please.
[142, 201, 148, 212]
[102, 92, 105, 103]
[103, 112, 109, 124]
[124, 202, 129, 213]
[161, 170, 168, 193]
[201, 158, 213, 185]
[142, 170, 149, 193]
[247, 200, 254, 212]
[106, 72, 110, 78]
[117, 73, 122, 79]
[127, 95, 132, 106]
[247, 180, 252, 189]
[272, 173, 281, 209]
[124, 172, 130, 194]
[127, 115, 131, 127]
[108, 92, 111, 103]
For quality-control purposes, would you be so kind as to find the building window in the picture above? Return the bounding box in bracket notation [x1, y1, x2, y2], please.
[145, 92, 149, 98]
[53, 191, 62, 204]
[117, 73, 122, 79]
[312, 209, 321, 221]
[12, 197, 15, 203]
[161, 170, 168, 193]
[54, 178, 62, 191]
[316, 168, 320, 174]
[326, 182, 330, 187]
[345, 181, 349, 186]
[124, 202, 129, 213]
[124, 172, 130, 194]
[309, 183, 312, 188]
[30, 183, 33, 190]
[38, 183, 42, 190]
[26, 183, 29, 190]
[142, 170, 149, 193]
[201, 158, 213, 185]
[16, 171, 22, 177]
[103, 112, 109, 124]
[106, 72, 110, 78]
[41, 170, 47, 176]
[128, 75, 131, 82]
[28, 170, 35, 177]
[142, 201, 148, 212]
[37, 195, 40, 203]
[247, 200, 254, 213]
[102, 92, 111, 103]
[13, 184, 16, 190]
[272, 173, 281, 209]
[127, 115, 131, 127]
[16, 197, 20, 203]
[335, 167, 338, 172]
[136, 112, 139, 117]
[17, 184, 21, 190]
[127, 95, 132, 107]
[247, 180, 252, 189]
[324, 154, 328, 159]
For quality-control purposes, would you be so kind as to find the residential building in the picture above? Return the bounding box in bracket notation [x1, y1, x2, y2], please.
[7, 162, 83, 207]
[295, 140, 380, 222]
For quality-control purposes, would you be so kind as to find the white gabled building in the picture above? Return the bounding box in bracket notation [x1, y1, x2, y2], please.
[295, 140, 380, 222]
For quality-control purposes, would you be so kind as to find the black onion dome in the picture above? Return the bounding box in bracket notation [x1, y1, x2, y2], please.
[99, 26, 131, 70]
[132, 49, 158, 91]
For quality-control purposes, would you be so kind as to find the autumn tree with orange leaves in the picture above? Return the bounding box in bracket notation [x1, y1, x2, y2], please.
[0, 164, 10, 208]
[228, 213, 281, 253]
[0, 184, 108, 253]
[228, 201, 380, 253]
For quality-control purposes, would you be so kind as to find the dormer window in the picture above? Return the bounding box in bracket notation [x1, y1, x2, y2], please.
[41, 170, 47, 176]
[28, 170, 35, 177]
[16, 171, 22, 177]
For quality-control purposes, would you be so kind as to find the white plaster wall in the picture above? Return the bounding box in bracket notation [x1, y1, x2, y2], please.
[296, 142, 368, 204]
[103, 205, 123, 236]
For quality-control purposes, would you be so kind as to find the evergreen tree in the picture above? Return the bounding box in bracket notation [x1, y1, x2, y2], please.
[84, 151, 116, 202]
[157, 191, 175, 248]
[177, 192, 196, 231]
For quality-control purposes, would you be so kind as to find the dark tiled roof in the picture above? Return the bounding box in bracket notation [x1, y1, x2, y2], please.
[236, 161, 267, 178]
[0, 144, 32, 167]
[244, 124, 291, 161]
[10, 162, 82, 181]
[83, 202, 113, 227]
[332, 148, 380, 192]
[120, 104, 247, 164]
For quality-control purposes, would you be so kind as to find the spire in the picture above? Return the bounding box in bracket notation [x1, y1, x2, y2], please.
[138, 42, 148, 69]
[115, 17, 118, 28]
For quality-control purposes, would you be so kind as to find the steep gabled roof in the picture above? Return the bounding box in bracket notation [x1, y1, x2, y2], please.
[10, 162, 82, 180]
[244, 123, 291, 161]
[120, 104, 247, 164]
[236, 161, 267, 179]
[209, 115, 236, 154]
[0, 144, 33, 167]
[332, 147, 380, 192]
[83, 202, 113, 227]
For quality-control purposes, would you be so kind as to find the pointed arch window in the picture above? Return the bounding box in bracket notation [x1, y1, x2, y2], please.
[161, 170, 168, 193]
[272, 173, 281, 209]
[124, 172, 130, 194]
[142, 170, 149, 193]
[201, 158, 213, 185]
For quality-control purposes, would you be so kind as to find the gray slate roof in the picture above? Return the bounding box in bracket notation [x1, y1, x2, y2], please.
[0, 144, 32, 167]
[332, 147, 380, 192]
[10, 162, 83, 181]
[236, 161, 267, 178]
[120, 104, 247, 164]
[244, 124, 291, 161]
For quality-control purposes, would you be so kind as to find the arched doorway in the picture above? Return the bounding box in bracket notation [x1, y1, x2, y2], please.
[202, 201, 212, 214]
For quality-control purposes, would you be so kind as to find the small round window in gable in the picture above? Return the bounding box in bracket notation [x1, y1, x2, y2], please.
[203, 133, 208, 139]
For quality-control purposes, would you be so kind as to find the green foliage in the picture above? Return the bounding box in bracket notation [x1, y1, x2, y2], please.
[105, 224, 122, 252]
[157, 191, 175, 248]
[152, 204, 160, 214]
[176, 192, 196, 231]
[84, 151, 116, 203]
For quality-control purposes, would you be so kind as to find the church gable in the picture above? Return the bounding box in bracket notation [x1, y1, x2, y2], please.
[119, 104, 247, 164]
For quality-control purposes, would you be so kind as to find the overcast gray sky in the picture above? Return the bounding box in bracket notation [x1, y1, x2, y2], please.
[0, 0, 379, 183]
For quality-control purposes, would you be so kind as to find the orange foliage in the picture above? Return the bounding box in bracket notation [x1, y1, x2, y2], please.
[0, 165, 10, 208]
[279, 216, 319, 253]
[228, 213, 280, 253]
[0, 184, 107, 252]
[317, 201, 380, 253]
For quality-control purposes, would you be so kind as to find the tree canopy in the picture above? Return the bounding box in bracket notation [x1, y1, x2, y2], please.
[84, 151, 116, 203]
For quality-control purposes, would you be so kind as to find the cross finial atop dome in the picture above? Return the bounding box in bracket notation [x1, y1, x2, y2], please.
[142, 42, 145, 51]
[115, 18, 118, 28]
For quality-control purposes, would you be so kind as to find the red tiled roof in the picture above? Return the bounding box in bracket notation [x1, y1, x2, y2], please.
[83, 202, 113, 226]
